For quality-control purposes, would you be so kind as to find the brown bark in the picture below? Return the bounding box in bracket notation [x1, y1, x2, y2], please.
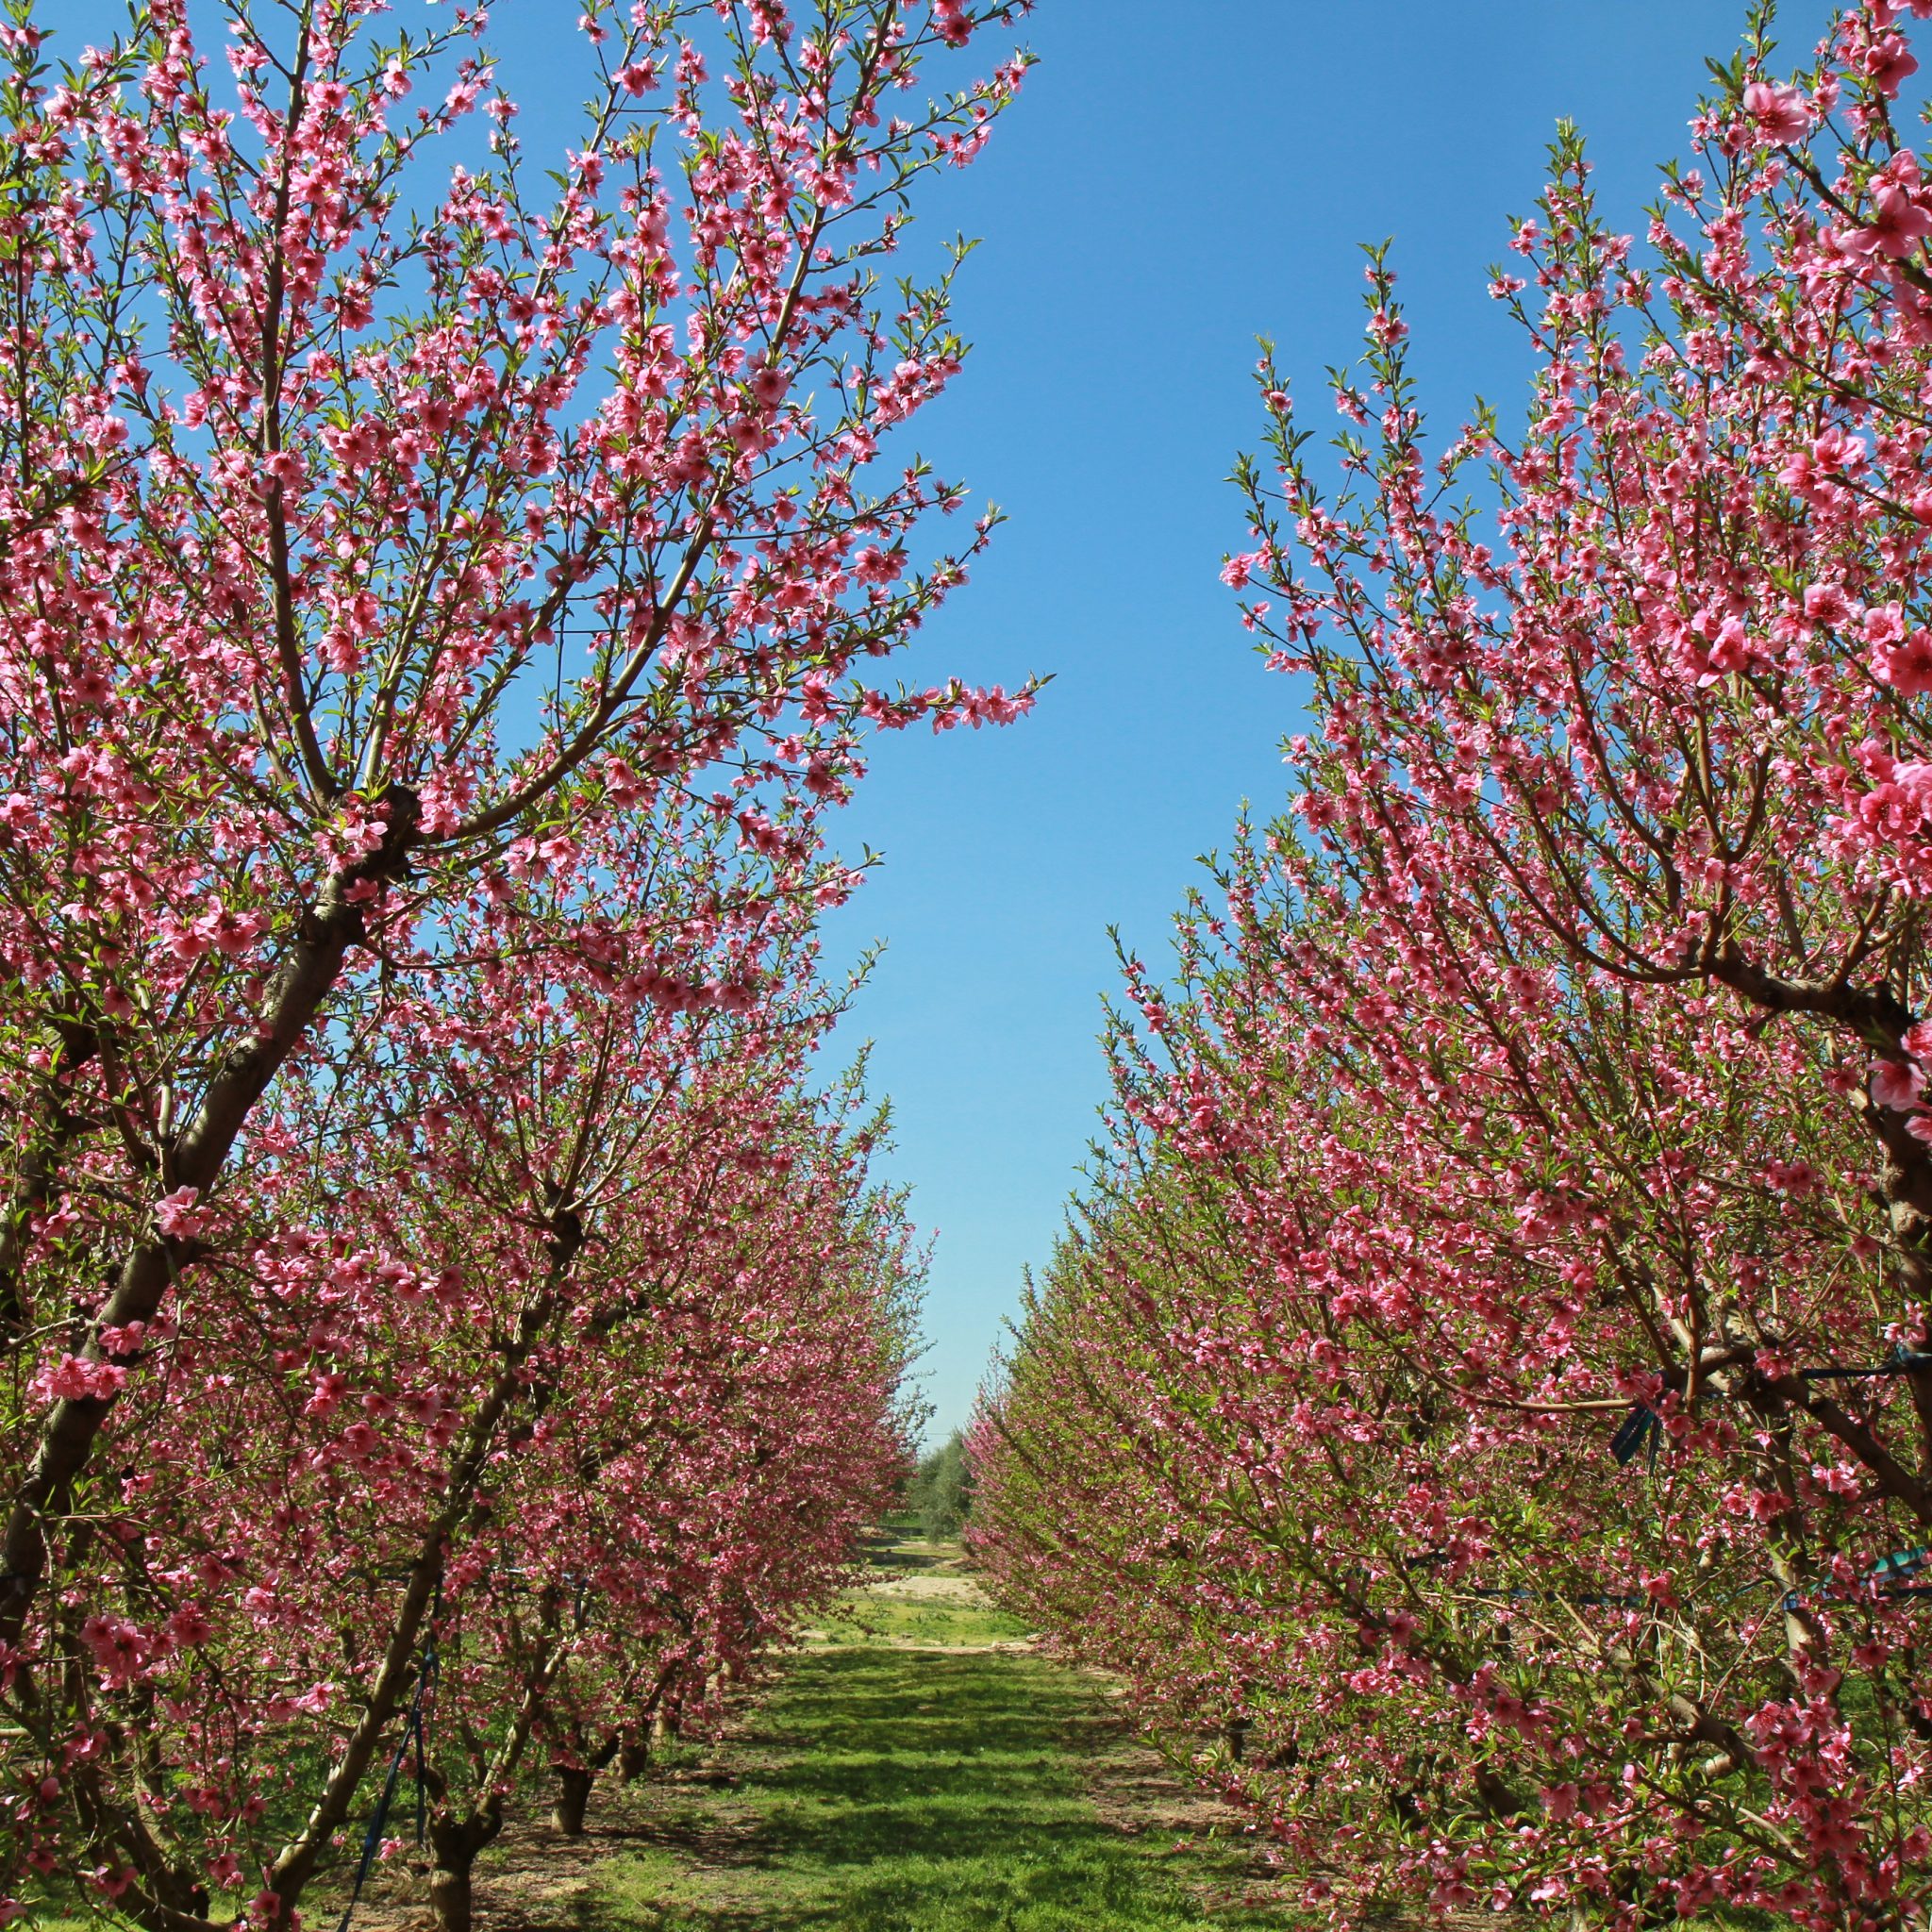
[1696, 948, 1932, 1484]
[266, 1226, 577, 1918]
[551, 1766, 593, 1837]
[54, 1159, 582, 1932]
[0, 1019, 95, 1343]
[424, 1640, 563, 1932]
[426, 1815, 491, 1932]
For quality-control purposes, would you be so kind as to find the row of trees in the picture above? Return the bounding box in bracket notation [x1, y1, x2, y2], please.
[973, 5, 1932, 1927]
[0, 1, 1032, 1928]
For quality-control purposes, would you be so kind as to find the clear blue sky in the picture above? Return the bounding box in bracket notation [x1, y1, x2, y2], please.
[808, 0, 1835, 1444]
[58, 1, 1835, 1444]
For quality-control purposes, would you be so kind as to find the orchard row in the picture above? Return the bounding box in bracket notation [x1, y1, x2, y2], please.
[0, 4, 1028, 1930]
[973, 8, 1932, 1929]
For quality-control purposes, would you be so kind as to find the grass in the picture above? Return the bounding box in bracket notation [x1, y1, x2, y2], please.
[809, 1589, 1031, 1648]
[583, 1535, 1300, 1930]
[806, 1527, 1033, 1650]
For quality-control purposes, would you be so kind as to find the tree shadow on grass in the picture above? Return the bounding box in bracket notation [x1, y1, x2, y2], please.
[585, 1649, 1300, 1931]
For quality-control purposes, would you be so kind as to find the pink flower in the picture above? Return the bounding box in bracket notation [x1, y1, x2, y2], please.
[303, 1372, 348, 1418]
[1864, 30, 1920, 97]
[168, 1606, 213, 1647]
[38, 1355, 127, 1403]
[1743, 81, 1812, 144]
[1803, 581, 1857, 627]
[1706, 615, 1754, 673]
[154, 1186, 203, 1239]
[1849, 182, 1932, 258]
[931, 0, 972, 47]
[1876, 628, 1932, 693]
[79, 1614, 149, 1688]
[1870, 1057, 1924, 1110]
[1863, 601, 1906, 645]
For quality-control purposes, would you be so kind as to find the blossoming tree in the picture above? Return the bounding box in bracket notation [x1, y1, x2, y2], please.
[975, 4, 1932, 1925]
[0, 0, 1034, 1923]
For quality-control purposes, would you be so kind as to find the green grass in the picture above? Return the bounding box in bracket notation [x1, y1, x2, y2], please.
[585, 1630, 1299, 1928]
[810, 1589, 1031, 1648]
[20, 1535, 1298, 1932]
[806, 1527, 1033, 1649]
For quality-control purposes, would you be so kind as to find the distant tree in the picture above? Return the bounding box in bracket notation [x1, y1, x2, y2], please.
[908, 1428, 971, 1541]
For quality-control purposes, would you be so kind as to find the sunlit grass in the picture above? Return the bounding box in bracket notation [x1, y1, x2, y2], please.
[809, 1587, 1031, 1648]
[21, 1538, 1296, 1932]
[587, 1647, 1297, 1930]
[585, 1533, 1299, 1930]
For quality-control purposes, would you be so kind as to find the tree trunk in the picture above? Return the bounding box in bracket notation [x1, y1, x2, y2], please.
[423, 1642, 556, 1932]
[1, 793, 419, 1655]
[551, 1766, 593, 1837]
[0, 1024, 92, 1346]
[617, 1737, 651, 1782]
[428, 1857, 475, 1932]
[427, 1812, 494, 1932]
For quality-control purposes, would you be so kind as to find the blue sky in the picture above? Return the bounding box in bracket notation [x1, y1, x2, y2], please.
[808, 0, 1834, 1444]
[56, 0, 1835, 1443]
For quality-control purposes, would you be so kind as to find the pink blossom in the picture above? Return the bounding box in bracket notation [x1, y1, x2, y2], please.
[1877, 627, 1932, 692]
[1803, 581, 1857, 627]
[1743, 80, 1813, 143]
[1871, 1058, 1924, 1110]
[1849, 182, 1932, 258]
[154, 1187, 204, 1239]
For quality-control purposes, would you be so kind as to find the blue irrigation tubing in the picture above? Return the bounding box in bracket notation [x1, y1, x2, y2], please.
[1461, 1585, 1645, 1607]
[1800, 1350, 1932, 1379]
[413, 1627, 439, 1851]
[1407, 1548, 1932, 1616]
[1871, 1547, 1930, 1584]
[332, 1722, 410, 1932]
